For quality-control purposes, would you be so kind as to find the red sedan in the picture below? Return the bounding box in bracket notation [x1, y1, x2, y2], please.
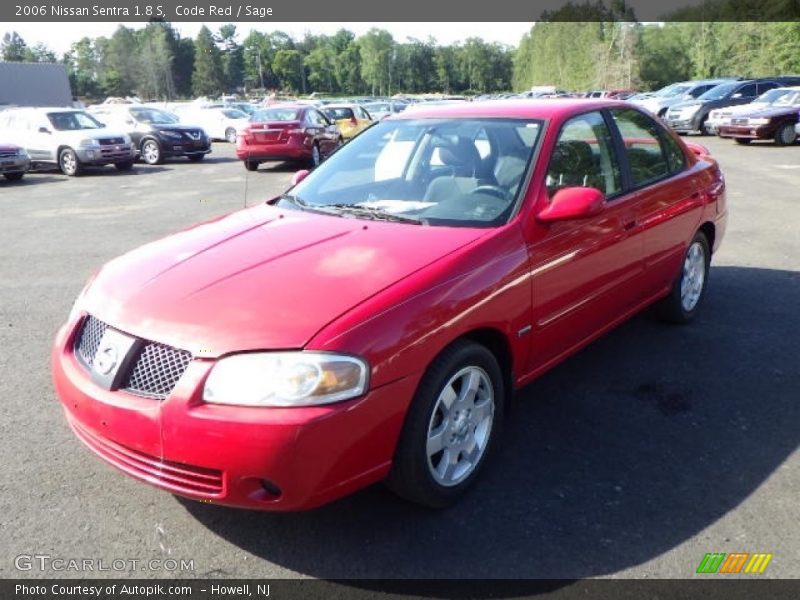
[53, 100, 727, 511]
[236, 105, 343, 171]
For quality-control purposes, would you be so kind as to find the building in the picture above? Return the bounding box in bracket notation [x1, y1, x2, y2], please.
[0, 62, 72, 108]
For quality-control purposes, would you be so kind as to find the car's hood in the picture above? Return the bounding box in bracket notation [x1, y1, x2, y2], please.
[0, 144, 20, 152]
[56, 129, 129, 142]
[149, 123, 204, 133]
[83, 204, 487, 356]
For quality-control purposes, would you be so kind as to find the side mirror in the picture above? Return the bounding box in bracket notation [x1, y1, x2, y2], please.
[38, 127, 51, 134]
[291, 169, 310, 186]
[536, 187, 605, 223]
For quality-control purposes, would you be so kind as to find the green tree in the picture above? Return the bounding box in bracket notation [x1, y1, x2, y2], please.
[192, 25, 224, 96]
[272, 49, 304, 92]
[1, 31, 28, 62]
[358, 29, 394, 95]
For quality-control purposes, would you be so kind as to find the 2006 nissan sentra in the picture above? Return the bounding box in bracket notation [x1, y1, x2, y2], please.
[53, 100, 727, 510]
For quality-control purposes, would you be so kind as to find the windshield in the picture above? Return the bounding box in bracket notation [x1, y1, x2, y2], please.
[252, 108, 301, 122]
[47, 111, 103, 130]
[222, 109, 248, 119]
[130, 108, 177, 124]
[698, 82, 739, 101]
[281, 118, 542, 228]
[657, 84, 689, 97]
[772, 90, 800, 107]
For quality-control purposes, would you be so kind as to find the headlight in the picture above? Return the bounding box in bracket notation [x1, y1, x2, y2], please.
[161, 130, 183, 139]
[682, 105, 701, 116]
[203, 352, 369, 407]
[748, 118, 770, 125]
[79, 138, 98, 147]
[16, 147, 29, 158]
[68, 272, 98, 322]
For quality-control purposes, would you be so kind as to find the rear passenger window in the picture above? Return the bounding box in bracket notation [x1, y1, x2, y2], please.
[546, 111, 621, 198]
[610, 109, 671, 187]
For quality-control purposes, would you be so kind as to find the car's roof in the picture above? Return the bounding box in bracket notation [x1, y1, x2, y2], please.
[392, 98, 629, 120]
[321, 103, 360, 109]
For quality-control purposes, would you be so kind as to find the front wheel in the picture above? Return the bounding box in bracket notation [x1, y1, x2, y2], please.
[59, 148, 82, 176]
[774, 123, 797, 146]
[656, 231, 710, 324]
[386, 340, 504, 508]
[141, 139, 163, 165]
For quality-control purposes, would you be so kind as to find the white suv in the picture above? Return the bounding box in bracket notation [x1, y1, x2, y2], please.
[0, 107, 135, 176]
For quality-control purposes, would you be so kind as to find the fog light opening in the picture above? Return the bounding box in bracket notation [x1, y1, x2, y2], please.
[261, 479, 282, 499]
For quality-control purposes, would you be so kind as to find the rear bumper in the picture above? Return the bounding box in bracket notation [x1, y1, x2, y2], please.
[236, 136, 309, 162]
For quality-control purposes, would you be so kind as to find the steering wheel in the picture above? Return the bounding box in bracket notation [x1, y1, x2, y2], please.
[470, 185, 510, 201]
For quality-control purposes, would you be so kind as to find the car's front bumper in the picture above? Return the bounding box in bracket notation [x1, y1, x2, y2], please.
[0, 156, 30, 174]
[77, 145, 135, 165]
[718, 124, 776, 140]
[158, 137, 211, 158]
[52, 317, 415, 511]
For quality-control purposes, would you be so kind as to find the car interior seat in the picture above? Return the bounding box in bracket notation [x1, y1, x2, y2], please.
[546, 140, 605, 194]
[423, 137, 482, 203]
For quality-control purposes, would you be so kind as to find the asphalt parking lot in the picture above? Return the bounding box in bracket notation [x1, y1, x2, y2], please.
[1, 138, 798, 581]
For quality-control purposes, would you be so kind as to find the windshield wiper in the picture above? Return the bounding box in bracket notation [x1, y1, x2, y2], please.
[325, 203, 425, 225]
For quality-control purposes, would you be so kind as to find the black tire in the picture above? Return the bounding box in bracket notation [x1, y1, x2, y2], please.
[244, 160, 259, 172]
[656, 231, 710, 324]
[225, 128, 237, 144]
[187, 154, 205, 162]
[734, 138, 751, 145]
[114, 160, 134, 171]
[386, 340, 504, 508]
[59, 148, 83, 176]
[140, 139, 163, 165]
[3, 172, 24, 181]
[309, 143, 321, 168]
[774, 123, 797, 146]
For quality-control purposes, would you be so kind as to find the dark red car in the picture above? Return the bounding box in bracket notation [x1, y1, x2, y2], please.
[53, 100, 727, 511]
[717, 86, 800, 145]
[236, 105, 343, 171]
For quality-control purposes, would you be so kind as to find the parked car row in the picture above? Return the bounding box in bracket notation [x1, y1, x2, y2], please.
[631, 76, 800, 145]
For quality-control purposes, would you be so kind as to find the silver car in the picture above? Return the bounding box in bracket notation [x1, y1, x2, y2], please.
[0, 107, 135, 176]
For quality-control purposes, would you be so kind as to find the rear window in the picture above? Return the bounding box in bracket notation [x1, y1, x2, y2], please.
[252, 108, 300, 122]
[323, 107, 355, 120]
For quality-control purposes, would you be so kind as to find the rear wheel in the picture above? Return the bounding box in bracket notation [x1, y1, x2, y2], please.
[656, 231, 710, 324]
[59, 148, 82, 176]
[244, 160, 259, 172]
[386, 340, 504, 508]
[774, 123, 797, 146]
[141, 139, 163, 165]
[3, 172, 24, 181]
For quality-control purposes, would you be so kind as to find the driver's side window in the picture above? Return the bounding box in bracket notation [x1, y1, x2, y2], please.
[546, 111, 621, 198]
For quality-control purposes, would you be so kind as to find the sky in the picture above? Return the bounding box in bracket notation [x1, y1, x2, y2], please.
[2, 22, 535, 56]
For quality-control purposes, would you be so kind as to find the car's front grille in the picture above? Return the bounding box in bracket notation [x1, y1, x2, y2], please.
[186, 130, 202, 140]
[74, 316, 192, 400]
[98, 137, 125, 145]
[731, 118, 748, 125]
[76, 315, 108, 367]
[0, 150, 17, 158]
[123, 342, 193, 400]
